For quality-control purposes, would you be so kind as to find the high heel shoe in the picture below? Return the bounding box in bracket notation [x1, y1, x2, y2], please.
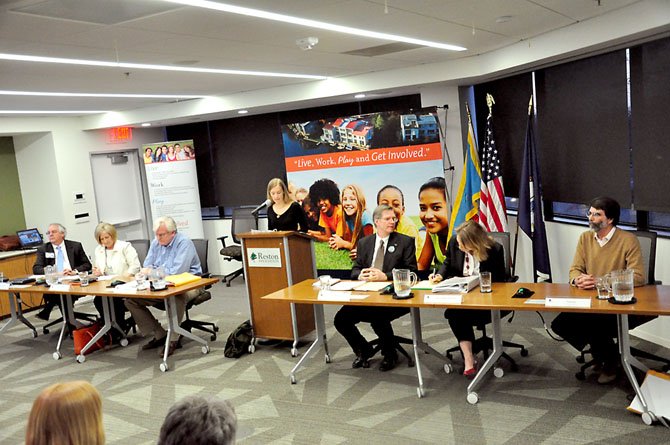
[463, 361, 478, 379]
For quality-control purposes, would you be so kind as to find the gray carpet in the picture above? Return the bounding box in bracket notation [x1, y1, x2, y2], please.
[1, 280, 669, 444]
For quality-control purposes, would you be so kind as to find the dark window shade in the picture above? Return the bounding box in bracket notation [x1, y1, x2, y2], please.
[630, 37, 670, 212]
[473, 73, 533, 198]
[535, 50, 630, 206]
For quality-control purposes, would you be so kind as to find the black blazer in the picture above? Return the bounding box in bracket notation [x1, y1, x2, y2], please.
[436, 237, 506, 282]
[352, 231, 417, 280]
[33, 240, 92, 274]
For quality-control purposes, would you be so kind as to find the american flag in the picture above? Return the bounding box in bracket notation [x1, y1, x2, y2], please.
[478, 99, 508, 233]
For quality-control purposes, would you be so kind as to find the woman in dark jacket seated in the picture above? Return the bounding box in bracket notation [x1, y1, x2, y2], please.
[429, 220, 506, 378]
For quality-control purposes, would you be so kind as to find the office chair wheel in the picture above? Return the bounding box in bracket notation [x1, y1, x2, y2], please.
[201, 345, 210, 354]
[43, 328, 49, 335]
[210, 334, 217, 341]
[641, 412, 656, 426]
[575, 370, 586, 380]
[520, 348, 529, 357]
[444, 363, 453, 374]
[52, 351, 61, 360]
[290, 374, 297, 384]
[325, 354, 332, 363]
[291, 347, 298, 357]
[248, 344, 256, 354]
[76, 354, 86, 364]
[160, 362, 169, 372]
[493, 367, 504, 378]
[417, 387, 425, 398]
[214, 324, 220, 332]
[576, 355, 586, 364]
[119, 338, 129, 347]
[31, 331, 38, 338]
[467, 392, 479, 405]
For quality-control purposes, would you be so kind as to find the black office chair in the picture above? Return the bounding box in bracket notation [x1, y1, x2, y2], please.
[445, 232, 528, 371]
[128, 239, 150, 265]
[575, 230, 669, 379]
[369, 335, 415, 367]
[180, 239, 219, 340]
[218, 206, 258, 287]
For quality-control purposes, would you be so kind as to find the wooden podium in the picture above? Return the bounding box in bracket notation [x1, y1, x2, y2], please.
[238, 231, 316, 349]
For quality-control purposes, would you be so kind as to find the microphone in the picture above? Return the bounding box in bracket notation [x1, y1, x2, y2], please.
[251, 199, 271, 215]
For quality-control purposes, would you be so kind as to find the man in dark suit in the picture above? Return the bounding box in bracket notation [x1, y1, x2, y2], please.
[334, 204, 417, 372]
[33, 223, 92, 321]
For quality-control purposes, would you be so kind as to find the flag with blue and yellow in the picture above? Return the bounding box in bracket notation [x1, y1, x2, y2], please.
[447, 110, 482, 241]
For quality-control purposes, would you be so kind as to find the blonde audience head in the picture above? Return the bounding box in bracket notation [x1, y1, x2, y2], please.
[158, 395, 237, 445]
[26, 380, 104, 445]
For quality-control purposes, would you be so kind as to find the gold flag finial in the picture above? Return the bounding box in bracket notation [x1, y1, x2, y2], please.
[486, 93, 495, 118]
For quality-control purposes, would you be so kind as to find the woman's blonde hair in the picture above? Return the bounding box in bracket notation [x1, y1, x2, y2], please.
[266, 178, 291, 204]
[455, 220, 495, 261]
[94, 222, 118, 245]
[26, 381, 105, 445]
[341, 184, 367, 248]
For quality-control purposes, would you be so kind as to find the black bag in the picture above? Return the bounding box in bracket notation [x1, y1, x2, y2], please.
[224, 320, 253, 358]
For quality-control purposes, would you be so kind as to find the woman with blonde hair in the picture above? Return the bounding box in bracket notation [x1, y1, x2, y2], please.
[266, 178, 308, 232]
[26, 380, 105, 445]
[430, 220, 506, 378]
[92, 222, 141, 331]
[329, 184, 373, 251]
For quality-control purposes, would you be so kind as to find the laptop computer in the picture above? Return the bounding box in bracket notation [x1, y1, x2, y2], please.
[16, 228, 43, 249]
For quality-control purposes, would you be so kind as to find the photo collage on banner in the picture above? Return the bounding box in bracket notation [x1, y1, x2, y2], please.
[282, 107, 447, 271]
[142, 139, 204, 239]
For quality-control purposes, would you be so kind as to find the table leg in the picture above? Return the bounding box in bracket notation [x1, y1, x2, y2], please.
[618, 314, 656, 425]
[160, 294, 210, 372]
[466, 309, 503, 404]
[54, 294, 68, 360]
[0, 292, 37, 337]
[290, 302, 299, 357]
[76, 296, 116, 362]
[409, 308, 450, 398]
[289, 304, 328, 384]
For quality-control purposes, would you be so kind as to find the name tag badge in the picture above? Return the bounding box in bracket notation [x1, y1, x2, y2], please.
[45, 252, 55, 259]
[0, 283, 10, 290]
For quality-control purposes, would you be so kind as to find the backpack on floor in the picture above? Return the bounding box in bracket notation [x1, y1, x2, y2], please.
[224, 320, 253, 358]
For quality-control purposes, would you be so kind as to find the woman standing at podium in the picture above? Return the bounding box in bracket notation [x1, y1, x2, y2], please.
[266, 178, 308, 232]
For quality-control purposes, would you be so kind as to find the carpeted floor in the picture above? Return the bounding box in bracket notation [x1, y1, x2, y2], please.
[0, 278, 668, 444]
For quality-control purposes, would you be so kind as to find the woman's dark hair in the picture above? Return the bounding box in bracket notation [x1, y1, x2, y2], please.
[418, 176, 446, 198]
[308, 178, 341, 206]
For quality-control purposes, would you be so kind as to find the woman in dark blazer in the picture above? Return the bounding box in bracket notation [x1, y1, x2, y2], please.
[430, 220, 506, 378]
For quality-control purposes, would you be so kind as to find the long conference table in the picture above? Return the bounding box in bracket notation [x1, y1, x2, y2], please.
[262, 279, 670, 425]
[0, 276, 218, 372]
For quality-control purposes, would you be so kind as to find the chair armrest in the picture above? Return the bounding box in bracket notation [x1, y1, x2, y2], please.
[217, 236, 229, 248]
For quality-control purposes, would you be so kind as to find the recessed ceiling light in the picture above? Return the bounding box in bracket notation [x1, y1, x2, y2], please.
[164, 0, 466, 51]
[495, 16, 513, 23]
[0, 89, 203, 99]
[0, 53, 328, 80]
[141, 123, 152, 127]
[238, 110, 249, 114]
[354, 93, 366, 99]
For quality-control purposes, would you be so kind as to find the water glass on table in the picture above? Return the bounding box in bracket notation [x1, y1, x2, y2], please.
[611, 269, 635, 302]
[595, 274, 610, 299]
[135, 272, 148, 290]
[479, 271, 492, 293]
[78, 271, 89, 287]
[318, 275, 332, 291]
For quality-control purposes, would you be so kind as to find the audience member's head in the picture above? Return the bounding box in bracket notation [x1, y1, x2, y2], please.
[158, 396, 237, 445]
[26, 380, 104, 445]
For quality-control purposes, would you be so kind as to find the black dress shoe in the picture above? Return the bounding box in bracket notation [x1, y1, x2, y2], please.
[142, 335, 167, 350]
[352, 354, 371, 369]
[379, 353, 399, 372]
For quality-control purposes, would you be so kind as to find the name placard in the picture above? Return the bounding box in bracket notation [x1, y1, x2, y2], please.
[424, 294, 463, 304]
[545, 297, 591, 308]
[0, 283, 10, 290]
[50, 284, 70, 292]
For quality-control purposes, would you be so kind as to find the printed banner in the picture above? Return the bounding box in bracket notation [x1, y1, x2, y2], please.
[142, 139, 204, 239]
[282, 108, 447, 271]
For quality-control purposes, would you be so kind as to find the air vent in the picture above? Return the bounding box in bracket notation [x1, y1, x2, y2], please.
[342, 42, 424, 57]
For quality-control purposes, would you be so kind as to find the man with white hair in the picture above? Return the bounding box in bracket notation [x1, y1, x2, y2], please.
[125, 216, 201, 357]
[33, 223, 92, 321]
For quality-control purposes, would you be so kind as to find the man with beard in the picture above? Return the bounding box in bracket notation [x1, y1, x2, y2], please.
[551, 196, 645, 384]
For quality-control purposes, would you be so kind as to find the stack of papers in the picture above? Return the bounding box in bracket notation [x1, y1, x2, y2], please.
[166, 272, 201, 286]
[414, 276, 479, 294]
[321, 280, 390, 292]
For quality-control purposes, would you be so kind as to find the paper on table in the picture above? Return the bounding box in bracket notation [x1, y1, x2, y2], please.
[329, 280, 360, 291]
[355, 281, 390, 291]
[432, 276, 479, 293]
[10, 284, 32, 289]
[97, 275, 115, 281]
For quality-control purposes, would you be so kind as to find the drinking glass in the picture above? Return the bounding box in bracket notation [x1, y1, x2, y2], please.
[611, 269, 634, 302]
[78, 271, 89, 287]
[44, 265, 57, 286]
[319, 275, 332, 291]
[479, 271, 492, 293]
[595, 274, 611, 299]
[135, 272, 147, 290]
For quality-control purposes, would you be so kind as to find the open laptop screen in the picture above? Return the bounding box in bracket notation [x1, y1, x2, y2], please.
[16, 228, 43, 248]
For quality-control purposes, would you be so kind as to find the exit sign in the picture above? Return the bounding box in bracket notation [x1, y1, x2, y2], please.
[107, 127, 133, 143]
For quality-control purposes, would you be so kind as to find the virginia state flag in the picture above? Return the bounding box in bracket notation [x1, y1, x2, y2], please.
[518, 98, 552, 282]
[447, 110, 482, 241]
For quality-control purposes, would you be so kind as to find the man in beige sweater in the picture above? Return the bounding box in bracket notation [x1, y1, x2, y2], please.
[551, 196, 645, 384]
